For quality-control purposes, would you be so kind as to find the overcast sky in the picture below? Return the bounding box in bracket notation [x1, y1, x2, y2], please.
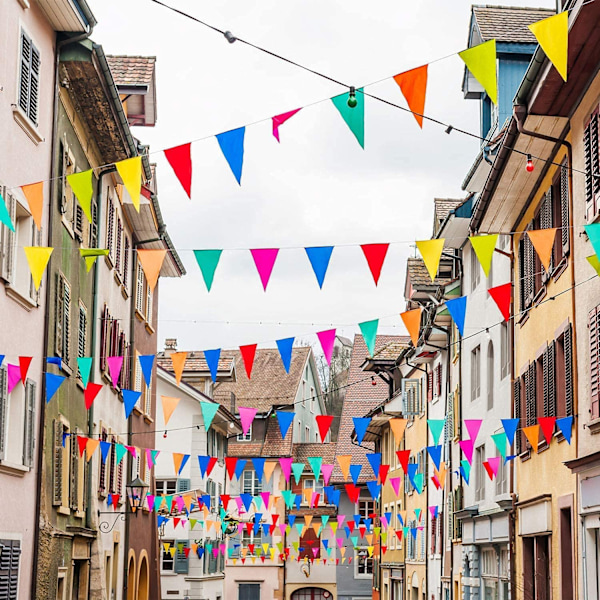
[91, 0, 554, 353]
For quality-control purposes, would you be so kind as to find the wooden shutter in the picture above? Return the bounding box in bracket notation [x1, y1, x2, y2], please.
[29, 42, 40, 124]
[525, 227, 535, 305]
[116, 218, 123, 276]
[89, 195, 98, 248]
[564, 324, 574, 417]
[174, 540, 189, 574]
[18, 32, 31, 117]
[525, 362, 536, 437]
[123, 237, 129, 287]
[52, 420, 63, 505]
[591, 307, 600, 419]
[543, 343, 556, 418]
[108, 435, 116, 494]
[518, 238, 526, 312]
[0, 192, 16, 283]
[427, 370, 433, 402]
[98, 429, 107, 494]
[514, 377, 522, 454]
[560, 163, 570, 255]
[436, 364, 442, 397]
[584, 111, 600, 213]
[100, 305, 109, 372]
[107, 196, 114, 261]
[70, 432, 79, 509]
[63, 278, 71, 365]
[0, 539, 21, 600]
[23, 380, 36, 467]
[0, 369, 6, 461]
[78, 304, 86, 358]
[541, 189, 554, 277]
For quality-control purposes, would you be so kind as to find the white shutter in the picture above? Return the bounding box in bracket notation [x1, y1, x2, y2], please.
[0, 191, 16, 283]
[0, 368, 7, 461]
[23, 380, 36, 467]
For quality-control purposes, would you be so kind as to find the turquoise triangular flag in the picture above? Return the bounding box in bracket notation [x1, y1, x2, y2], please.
[203, 349, 221, 383]
[77, 357, 93, 388]
[276, 337, 294, 373]
[115, 444, 128, 466]
[45, 373, 65, 403]
[307, 457, 322, 480]
[585, 224, 600, 258]
[291, 462, 305, 484]
[200, 402, 220, 430]
[331, 88, 365, 148]
[427, 419, 446, 445]
[491, 432, 507, 459]
[216, 127, 245, 185]
[194, 250, 223, 292]
[0, 193, 15, 232]
[359, 319, 379, 356]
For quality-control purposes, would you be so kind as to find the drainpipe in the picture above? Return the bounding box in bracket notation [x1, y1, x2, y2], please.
[31, 20, 94, 600]
[513, 105, 572, 156]
[508, 232, 517, 600]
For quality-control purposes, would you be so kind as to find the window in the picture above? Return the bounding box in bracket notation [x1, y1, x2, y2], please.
[161, 540, 175, 572]
[99, 306, 130, 389]
[242, 527, 262, 548]
[523, 536, 550, 600]
[146, 281, 153, 326]
[496, 451, 507, 495]
[310, 387, 315, 413]
[355, 547, 373, 576]
[471, 346, 480, 401]
[0, 539, 21, 600]
[427, 370, 433, 402]
[18, 30, 40, 125]
[115, 218, 123, 279]
[174, 540, 189, 574]
[155, 479, 177, 496]
[590, 307, 600, 420]
[302, 379, 307, 407]
[435, 363, 442, 399]
[475, 445, 485, 502]
[98, 429, 108, 496]
[23, 380, 36, 468]
[237, 426, 252, 442]
[584, 109, 600, 220]
[135, 258, 144, 313]
[123, 237, 130, 288]
[305, 426, 309, 442]
[500, 323, 510, 380]
[487, 342, 494, 411]
[106, 194, 115, 262]
[559, 506, 575, 600]
[144, 379, 152, 416]
[358, 499, 375, 519]
[238, 583, 261, 600]
[299, 527, 320, 559]
[303, 478, 324, 504]
[55, 275, 71, 366]
[242, 469, 261, 496]
[402, 378, 422, 418]
[53, 419, 70, 509]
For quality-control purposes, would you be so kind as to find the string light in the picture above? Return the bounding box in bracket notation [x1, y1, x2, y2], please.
[347, 87, 358, 109]
[526, 154, 534, 173]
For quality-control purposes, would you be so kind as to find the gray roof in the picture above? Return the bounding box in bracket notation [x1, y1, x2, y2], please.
[472, 5, 555, 44]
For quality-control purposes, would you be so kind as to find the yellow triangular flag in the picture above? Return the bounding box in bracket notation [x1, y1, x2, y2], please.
[337, 455, 352, 481]
[24, 247, 53, 291]
[389, 418, 407, 446]
[400, 307, 422, 347]
[137, 249, 167, 292]
[586, 255, 600, 276]
[528, 12, 568, 82]
[169, 548, 175, 558]
[459, 39, 498, 105]
[67, 169, 94, 222]
[116, 156, 142, 212]
[416, 239, 445, 281]
[527, 228, 557, 272]
[170, 351, 187, 385]
[21, 182, 44, 231]
[469, 235, 498, 277]
[80, 249, 109, 272]
[161, 395, 180, 426]
[163, 543, 171, 553]
[86, 438, 100, 462]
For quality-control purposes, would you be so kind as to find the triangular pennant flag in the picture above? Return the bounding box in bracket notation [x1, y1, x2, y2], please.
[123, 389, 141, 419]
[291, 463, 305, 485]
[416, 239, 445, 281]
[488, 456, 501, 477]
[523, 425, 540, 452]
[307, 457, 322, 481]
[204, 349, 221, 383]
[459, 39, 498, 105]
[469, 235, 498, 277]
[272, 108, 301, 142]
[137, 249, 166, 292]
[396, 450, 411, 474]
[77, 436, 88, 458]
[276, 338, 294, 373]
[276, 411, 295, 439]
[412, 473, 424, 494]
[488, 283, 512, 321]
[170, 352, 187, 385]
[393, 64, 428, 128]
[146, 449, 159, 471]
[501, 418, 520, 447]
[366, 453, 381, 477]
[331, 88, 365, 148]
[556, 416, 573, 444]
[280, 457, 292, 483]
[250, 248, 279, 291]
[20, 182, 44, 230]
[200, 402, 220, 430]
[337, 455, 352, 481]
[426, 445, 443, 470]
[389, 477, 401, 497]
[216, 127, 245, 184]
[24, 247, 53, 291]
[389, 419, 407, 446]
[116, 156, 142, 211]
[366, 481, 381, 501]
[585, 224, 600, 258]
[139, 355, 155, 387]
[193, 250, 222, 292]
[400, 308, 422, 347]
[315, 415, 334, 442]
[77, 357, 93, 388]
[67, 169, 94, 222]
[45, 373, 66, 403]
[84, 383, 102, 410]
[359, 319, 379, 357]
[527, 229, 557, 272]
[427, 419, 446, 445]
[162, 396, 180, 426]
[528, 12, 568, 82]
[85, 438, 99, 462]
[173, 453, 190, 476]
[305, 246, 333, 289]
[460, 459, 471, 484]
[18, 356, 32, 386]
[586, 255, 600, 277]
[321, 464, 334, 486]
[106, 356, 123, 388]
[445, 296, 467, 336]
[100, 441, 111, 464]
[464, 419, 482, 443]
[198, 456, 217, 478]
[360, 244, 389, 285]
[80, 249, 109, 272]
[317, 329, 336, 366]
[0, 193, 15, 232]
[164, 143, 192, 198]
[483, 461, 495, 481]
[459, 439, 475, 464]
[239, 344, 257, 379]
[225, 457, 238, 481]
[538, 417, 556, 445]
[491, 433, 507, 460]
[353, 418, 371, 445]
[251, 458, 265, 483]
[238, 407, 257, 436]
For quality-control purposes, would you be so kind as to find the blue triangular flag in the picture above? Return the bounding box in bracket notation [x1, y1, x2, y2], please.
[410, 528, 418, 540]
[426, 445, 443, 470]
[407, 463, 418, 486]
[201, 494, 211, 511]
[252, 458, 266, 481]
[45, 373, 66, 403]
[501, 418, 520, 447]
[203, 349, 221, 383]
[198, 455, 211, 478]
[294, 494, 301, 510]
[384, 511, 392, 525]
[276, 411, 295, 439]
[353, 514, 361, 526]
[276, 337, 294, 373]
[556, 416, 573, 444]
[445, 296, 467, 336]
[0, 356, 3, 368]
[234, 459, 247, 480]
[304, 246, 334, 289]
[122, 389, 141, 419]
[99, 441, 111, 464]
[216, 127, 245, 185]
[366, 453, 381, 476]
[353, 417, 371, 445]
[366, 480, 381, 501]
[288, 515, 296, 527]
[177, 454, 190, 475]
[139, 355, 155, 387]
[349, 464, 362, 485]
[46, 356, 61, 368]
[328, 488, 340, 507]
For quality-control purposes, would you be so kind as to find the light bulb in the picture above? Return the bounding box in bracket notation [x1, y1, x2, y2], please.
[526, 154, 534, 172]
[163, 430, 168, 438]
[371, 376, 377, 386]
[347, 87, 358, 108]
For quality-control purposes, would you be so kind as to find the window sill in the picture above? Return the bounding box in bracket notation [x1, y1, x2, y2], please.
[104, 255, 114, 269]
[587, 417, 600, 434]
[57, 506, 71, 516]
[145, 322, 155, 335]
[4, 283, 38, 311]
[113, 271, 123, 287]
[12, 104, 43, 144]
[0, 461, 30, 476]
[17, 0, 31, 8]
[135, 309, 145, 322]
[133, 406, 143, 417]
[121, 285, 129, 300]
[74, 510, 85, 520]
[143, 415, 154, 425]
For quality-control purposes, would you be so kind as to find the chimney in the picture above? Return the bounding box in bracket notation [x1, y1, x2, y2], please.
[164, 338, 177, 356]
[230, 392, 236, 415]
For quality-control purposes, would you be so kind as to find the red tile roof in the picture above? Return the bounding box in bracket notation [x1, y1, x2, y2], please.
[106, 55, 156, 87]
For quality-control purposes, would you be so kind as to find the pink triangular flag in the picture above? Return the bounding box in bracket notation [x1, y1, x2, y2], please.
[464, 419, 482, 442]
[7, 364, 21, 394]
[487, 456, 501, 477]
[321, 464, 334, 486]
[125, 445, 137, 459]
[280, 457, 292, 482]
[272, 108, 301, 142]
[260, 492, 271, 510]
[238, 406, 258, 436]
[106, 356, 124, 388]
[250, 249, 279, 291]
[317, 329, 336, 366]
[459, 439, 475, 464]
[389, 477, 401, 497]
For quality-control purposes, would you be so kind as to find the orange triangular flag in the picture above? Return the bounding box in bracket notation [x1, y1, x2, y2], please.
[304, 515, 313, 527]
[170, 352, 187, 385]
[389, 418, 407, 446]
[264, 461, 277, 483]
[337, 455, 352, 481]
[173, 453, 186, 476]
[523, 425, 540, 453]
[161, 396, 180, 426]
[21, 182, 44, 231]
[393, 64, 428, 128]
[527, 229, 557, 271]
[86, 438, 100, 461]
[400, 308, 422, 347]
[137, 249, 167, 292]
[436, 462, 447, 489]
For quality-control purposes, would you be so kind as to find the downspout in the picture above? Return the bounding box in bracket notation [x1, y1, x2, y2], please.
[31, 20, 94, 600]
[513, 104, 572, 155]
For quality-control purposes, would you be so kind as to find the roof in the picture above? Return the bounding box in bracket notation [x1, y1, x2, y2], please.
[472, 5, 555, 44]
[156, 350, 235, 375]
[406, 257, 453, 288]
[293, 443, 337, 464]
[331, 334, 403, 484]
[434, 198, 464, 223]
[227, 414, 296, 459]
[106, 56, 156, 87]
[370, 338, 411, 362]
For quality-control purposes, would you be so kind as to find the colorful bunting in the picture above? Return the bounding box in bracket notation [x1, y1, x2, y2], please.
[586, 255, 600, 277]
[250, 248, 279, 291]
[204, 349, 221, 382]
[427, 419, 446, 445]
[18, 356, 32, 386]
[393, 65, 428, 128]
[272, 108, 301, 142]
[416, 239, 445, 281]
[400, 307, 422, 347]
[360, 244, 389, 285]
[389, 419, 407, 446]
[528, 12, 568, 82]
[488, 283, 511, 321]
[556, 416, 573, 444]
[173, 453, 190, 476]
[21, 182, 44, 230]
[276, 411, 295, 439]
[501, 419, 520, 447]
[491, 433, 507, 460]
[238, 407, 257, 436]
[216, 127, 245, 185]
[139, 355, 155, 387]
[24, 247, 53, 291]
[137, 249, 166, 292]
[80, 249, 109, 272]
[0, 193, 15, 231]
[459, 40, 498, 105]
[426, 445, 442, 470]
[523, 424, 540, 452]
[170, 352, 187, 385]
[317, 329, 336, 366]
[45, 372, 65, 403]
[239, 344, 257, 379]
[396, 450, 411, 475]
[162, 396, 180, 426]
[445, 296, 467, 336]
[194, 250, 222, 292]
[84, 383, 102, 410]
[331, 88, 365, 148]
[353, 417, 372, 445]
[459, 438, 475, 464]
[116, 156, 142, 211]
[315, 415, 334, 442]
[337, 455, 352, 481]
[164, 143, 192, 198]
[200, 401, 220, 430]
[527, 228, 557, 271]
[585, 223, 600, 258]
[76, 357, 93, 388]
[107, 356, 123, 388]
[276, 337, 294, 373]
[538, 416, 556, 445]
[464, 419, 482, 443]
[358, 319, 379, 357]
[469, 235, 497, 277]
[305, 246, 333, 289]
[67, 169, 94, 222]
[123, 389, 141, 419]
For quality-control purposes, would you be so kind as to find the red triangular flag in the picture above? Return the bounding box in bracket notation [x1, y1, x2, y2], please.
[220, 494, 231, 508]
[360, 244, 389, 285]
[538, 417, 556, 444]
[164, 143, 192, 199]
[378, 464, 390, 485]
[345, 483, 361, 504]
[77, 436, 88, 457]
[239, 344, 257, 379]
[396, 450, 411, 474]
[393, 64, 428, 128]
[111, 494, 120, 508]
[84, 383, 103, 410]
[19, 356, 33, 386]
[206, 457, 218, 478]
[315, 415, 334, 442]
[225, 457, 238, 480]
[483, 461, 495, 480]
[488, 283, 512, 321]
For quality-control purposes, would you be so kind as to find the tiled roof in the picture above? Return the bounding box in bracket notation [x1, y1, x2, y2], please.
[370, 338, 411, 361]
[472, 6, 555, 43]
[106, 55, 156, 87]
[227, 415, 294, 458]
[293, 443, 337, 464]
[406, 257, 453, 288]
[331, 334, 404, 484]
[434, 198, 464, 222]
[156, 350, 235, 375]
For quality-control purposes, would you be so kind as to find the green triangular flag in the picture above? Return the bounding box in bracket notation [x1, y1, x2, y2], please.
[189, 519, 197, 529]
[359, 319, 379, 356]
[67, 169, 94, 222]
[585, 224, 600, 259]
[587, 255, 600, 276]
[193, 249, 223, 292]
[307, 457, 322, 480]
[295, 523, 304, 536]
[427, 419, 446, 445]
[80, 249, 109, 272]
[291, 462, 305, 485]
[200, 401, 220, 430]
[115, 443, 128, 466]
[331, 88, 365, 148]
[491, 432, 507, 460]
[0, 193, 15, 232]
[77, 357, 93, 388]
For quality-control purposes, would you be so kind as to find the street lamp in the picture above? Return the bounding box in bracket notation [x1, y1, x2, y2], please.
[126, 476, 149, 514]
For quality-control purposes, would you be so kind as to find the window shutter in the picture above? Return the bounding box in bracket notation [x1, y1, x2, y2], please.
[0, 369, 6, 461]
[560, 163, 570, 255]
[524, 228, 535, 305]
[0, 539, 21, 600]
[123, 237, 130, 287]
[55, 275, 64, 357]
[174, 540, 189, 574]
[436, 364, 442, 397]
[116, 218, 123, 276]
[177, 479, 191, 493]
[543, 344, 556, 418]
[29, 43, 40, 124]
[136, 261, 144, 312]
[52, 421, 63, 505]
[564, 324, 574, 417]
[107, 197, 114, 261]
[591, 307, 600, 419]
[518, 238, 526, 312]
[78, 305, 86, 359]
[18, 32, 31, 117]
[89, 195, 98, 248]
[584, 112, 600, 214]
[99, 429, 107, 494]
[63, 279, 71, 366]
[23, 380, 36, 467]
[70, 432, 79, 509]
[0, 192, 16, 283]
[541, 189, 553, 276]
[514, 377, 522, 454]
[100, 305, 109, 372]
[427, 371, 433, 402]
[108, 436, 116, 494]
